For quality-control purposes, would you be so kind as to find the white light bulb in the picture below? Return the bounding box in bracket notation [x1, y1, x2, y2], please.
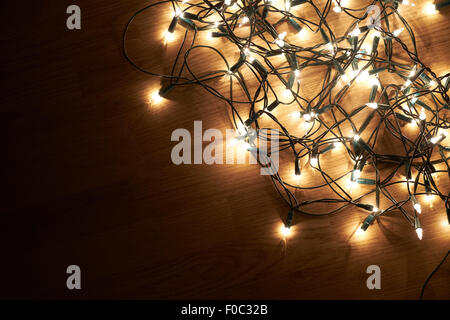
[303, 113, 312, 122]
[430, 133, 446, 144]
[429, 80, 436, 87]
[174, 7, 183, 18]
[294, 69, 300, 78]
[403, 79, 412, 89]
[326, 42, 334, 53]
[416, 227, 423, 240]
[285, 1, 291, 11]
[333, 6, 342, 13]
[290, 111, 301, 119]
[236, 122, 247, 135]
[353, 169, 361, 179]
[280, 226, 291, 237]
[353, 134, 360, 141]
[355, 227, 365, 236]
[241, 141, 251, 151]
[349, 70, 359, 79]
[297, 29, 307, 39]
[242, 16, 249, 24]
[282, 88, 291, 97]
[425, 3, 437, 15]
[414, 203, 422, 214]
[224, 0, 232, 5]
[275, 32, 287, 47]
[358, 70, 370, 81]
[310, 156, 318, 167]
[373, 30, 381, 38]
[341, 73, 350, 84]
[369, 76, 380, 87]
[393, 28, 404, 37]
[350, 27, 361, 37]
[419, 108, 426, 120]
[164, 31, 175, 43]
[372, 207, 379, 213]
[151, 91, 163, 104]
[366, 102, 378, 109]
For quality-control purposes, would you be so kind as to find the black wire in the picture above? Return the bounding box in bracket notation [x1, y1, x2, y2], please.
[419, 250, 450, 300]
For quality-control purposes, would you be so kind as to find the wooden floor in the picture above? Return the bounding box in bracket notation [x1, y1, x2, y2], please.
[1, 1, 449, 299]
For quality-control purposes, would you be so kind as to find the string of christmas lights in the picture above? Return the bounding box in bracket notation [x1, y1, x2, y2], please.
[124, 0, 450, 240]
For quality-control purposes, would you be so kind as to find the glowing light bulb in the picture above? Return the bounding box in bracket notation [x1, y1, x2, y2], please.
[414, 203, 422, 214]
[290, 111, 301, 119]
[247, 55, 255, 63]
[174, 7, 183, 18]
[429, 80, 436, 87]
[333, 6, 342, 13]
[164, 31, 175, 43]
[285, 1, 291, 10]
[350, 27, 361, 37]
[402, 0, 410, 5]
[353, 134, 360, 141]
[369, 76, 380, 87]
[236, 122, 247, 135]
[353, 169, 361, 179]
[297, 28, 307, 39]
[310, 156, 318, 167]
[366, 102, 378, 109]
[419, 108, 426, 120]
[282, 88, 291, 98]
[224, 0, 232, 5]
[303, 113, 312, 122]
[409, 67, 416, 78]
[280, 226, 291, 237]
[241, 16, 249, 24]
[341, 73, 350, 84]
[275, 32, 287, 47]
[430, 133, 446, 144]
[243, 47, 250, 56]
[372, 207, 379, 213]
[393, 28, 404, 37]
[349, 179, 358, 189]
[349, 70, 358, 79]
[355, 227, 365, 236]
[151, 91, 163, 104]
[326, 42, 334, 53]
[416, 227, 423, 240]
[373, 30, 381, 38]
[425, 194, 433, 202]
[402, 79, 412, 89]
[294, 69, 300, 78]
[358, 70, 370, 81]
[425, 3, 437, 15]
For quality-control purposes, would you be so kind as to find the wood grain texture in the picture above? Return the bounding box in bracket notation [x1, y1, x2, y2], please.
[1, 0, 449, 299]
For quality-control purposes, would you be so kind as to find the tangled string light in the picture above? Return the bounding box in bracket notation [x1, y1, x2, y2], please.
[124, 0, 450, 240]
